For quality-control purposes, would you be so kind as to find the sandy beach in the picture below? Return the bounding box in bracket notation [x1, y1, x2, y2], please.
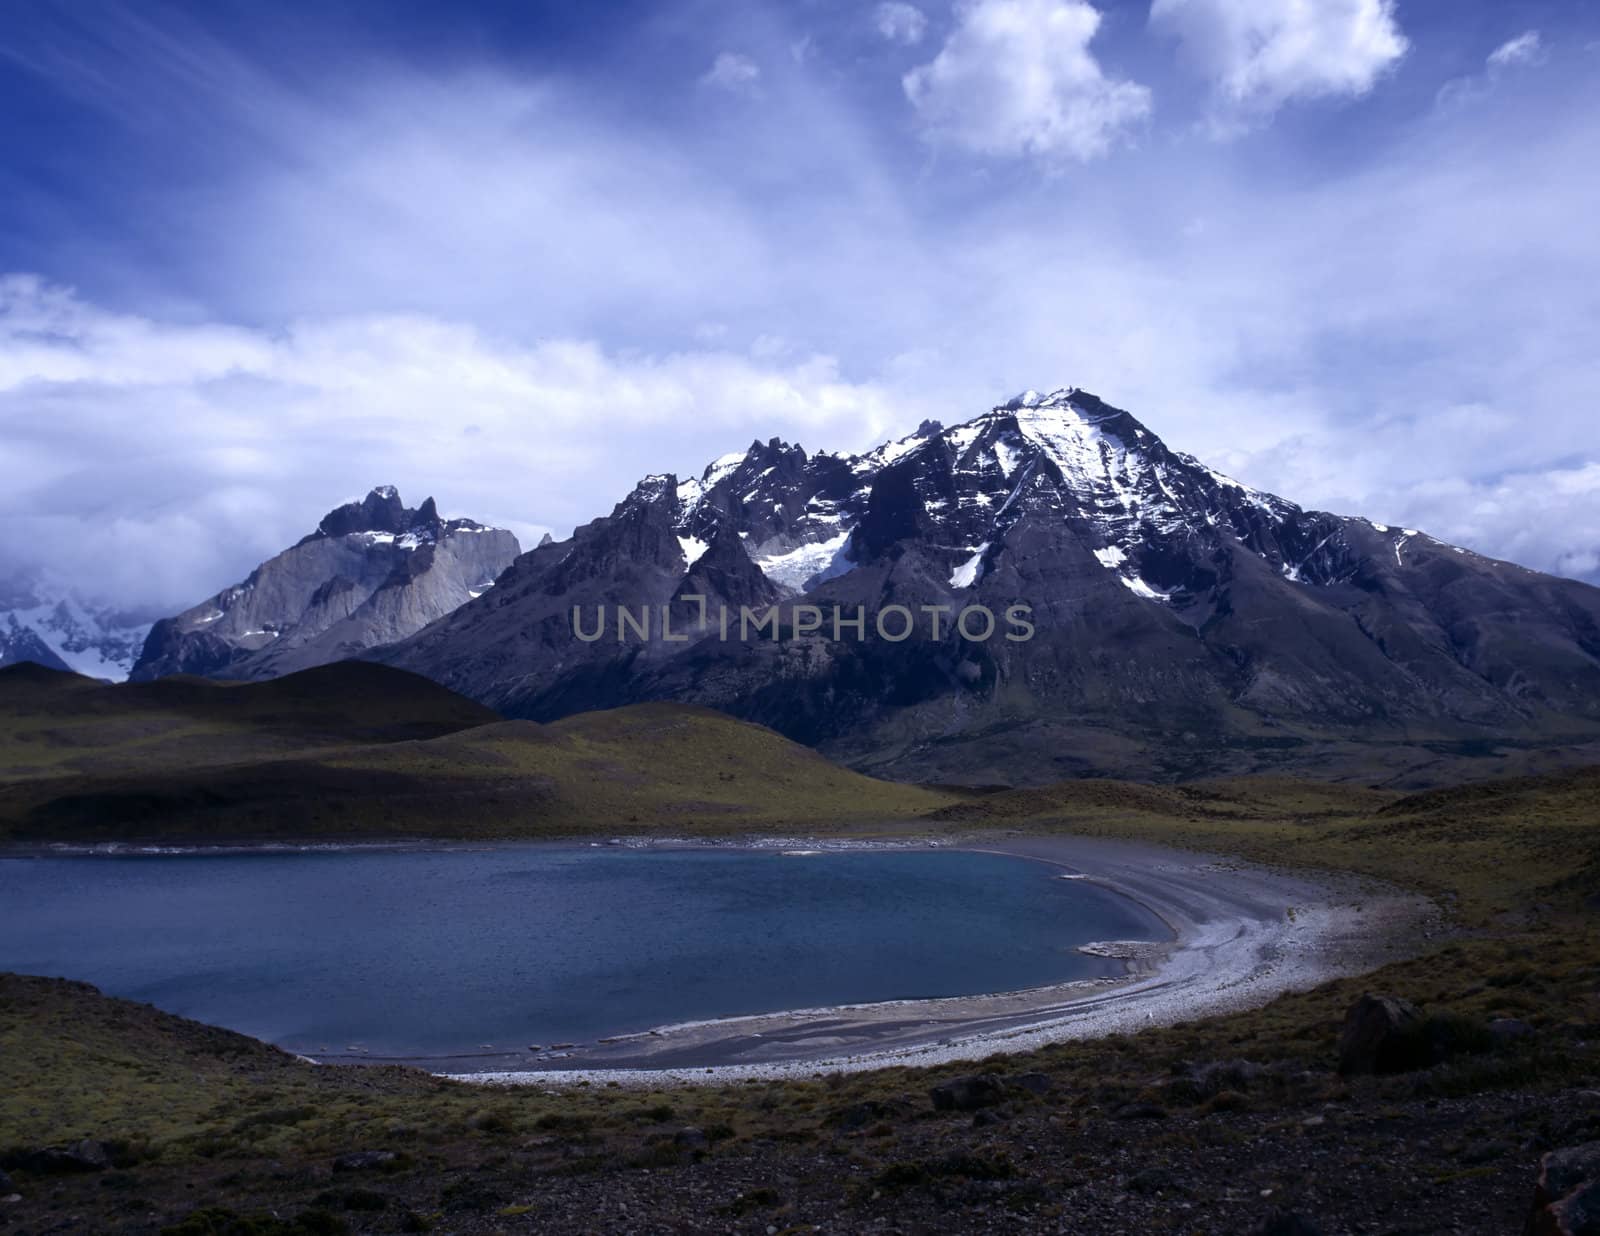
[451, 833, 1436, 1088]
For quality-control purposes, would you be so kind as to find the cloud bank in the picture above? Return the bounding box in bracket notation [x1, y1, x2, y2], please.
[1, 1, 1597, 612]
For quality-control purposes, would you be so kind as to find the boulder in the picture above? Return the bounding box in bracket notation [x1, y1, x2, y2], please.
[16, 1140, 111, 1174]
[1547, 1185, 1600, 1236]
[1337, 994, 1423, 1075]
[673, 1127, 708, 1150]
[930, 1074, 1007, 1112]
[1528, 1142, 1600, 1235]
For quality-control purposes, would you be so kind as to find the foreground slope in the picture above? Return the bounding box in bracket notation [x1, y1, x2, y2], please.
[375, 388, 1600, 786]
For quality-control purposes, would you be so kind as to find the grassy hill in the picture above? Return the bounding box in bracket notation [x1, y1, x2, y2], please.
[925, 765, 1600, 928]
[0, 665, 949, 842]
[0, 660, 499, 783]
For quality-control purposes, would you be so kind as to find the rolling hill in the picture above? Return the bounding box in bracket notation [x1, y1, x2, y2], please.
[0, 662, 947, 842]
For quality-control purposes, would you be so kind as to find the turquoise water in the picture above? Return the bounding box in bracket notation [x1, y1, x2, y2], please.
[0, 846, 1167, 1058]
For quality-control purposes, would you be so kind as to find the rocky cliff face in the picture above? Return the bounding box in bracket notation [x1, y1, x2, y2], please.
[369, 390, 1600, 784]
[130, 488, 520, 682]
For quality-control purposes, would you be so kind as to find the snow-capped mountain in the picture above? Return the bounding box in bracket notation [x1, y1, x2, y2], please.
[0, 575, 154, 679]
[372, 388, 1600, 785]
[130, 487, 520, 682]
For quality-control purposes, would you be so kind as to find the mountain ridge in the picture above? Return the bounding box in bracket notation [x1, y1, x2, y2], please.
[370, 387, 1600, 785]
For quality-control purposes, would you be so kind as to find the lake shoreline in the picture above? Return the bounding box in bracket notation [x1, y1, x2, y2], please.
[2, 830, 1437, 1083]
[437, 832, 1436, 1086]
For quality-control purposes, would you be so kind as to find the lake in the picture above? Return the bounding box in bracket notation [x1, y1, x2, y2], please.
[0, 845, 1168, 1061]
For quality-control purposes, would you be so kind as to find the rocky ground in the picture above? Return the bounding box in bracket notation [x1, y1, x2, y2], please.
[3, 946, 1599, 1234]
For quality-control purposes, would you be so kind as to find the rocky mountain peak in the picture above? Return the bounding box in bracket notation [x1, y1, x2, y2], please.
[306, 487, 470, 545]
[132, 490, 520, 683]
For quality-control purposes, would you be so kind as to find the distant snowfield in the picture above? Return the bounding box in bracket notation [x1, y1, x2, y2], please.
[0, 588, 151, 680]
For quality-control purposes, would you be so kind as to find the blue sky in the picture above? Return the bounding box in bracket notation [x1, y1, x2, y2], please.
[1, 0, 1598, 608]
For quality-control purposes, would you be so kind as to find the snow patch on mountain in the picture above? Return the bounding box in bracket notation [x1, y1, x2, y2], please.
[852, 421, 942, 475]
[1120, 575, 1173, 601]
[753, 531, 854, 593]
[950, 543, 990, 589]
[992, 438, 1025, 478]
[1092, 544, 1170, 602]
[677, 535, 710, 568]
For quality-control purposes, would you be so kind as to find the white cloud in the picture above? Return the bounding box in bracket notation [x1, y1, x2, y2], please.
[1150, 0, 1407, 124]
[876, 2, 928, 46]
[1488, 30, 1545, 72]
[0, 278, 899, 609]
[701, 52, 761, 94]
[903, 0, 1151, 164]
[1371, 462, 1600, 585]
[1438, 29, 1548, 109]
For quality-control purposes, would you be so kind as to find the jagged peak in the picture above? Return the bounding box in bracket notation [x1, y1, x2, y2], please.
[1000, 387, 1079, 411]
[701, 451, 747, 484]
[303, 487, 500, 546]
[312, 486, 409, 540]
[622, 474, 679, 512]
[746, 434, 804, 456]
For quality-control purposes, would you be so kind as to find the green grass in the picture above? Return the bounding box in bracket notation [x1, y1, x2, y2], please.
[0, 662, 497, 784]
[932, 766, 1600, 926]
[0, 666, 950, 842]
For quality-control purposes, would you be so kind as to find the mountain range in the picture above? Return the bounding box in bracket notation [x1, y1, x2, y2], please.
[371, 388, 1600, 785]
[46, 387, 1600, 786]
